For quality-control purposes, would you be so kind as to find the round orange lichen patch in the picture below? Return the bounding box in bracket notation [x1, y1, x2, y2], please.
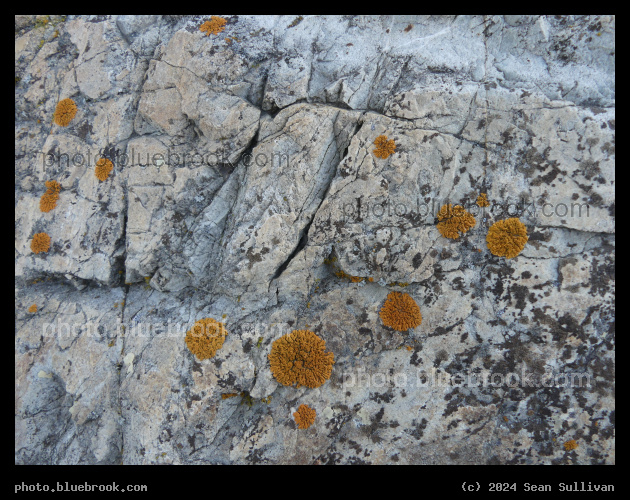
[563, 439, 578, 451]
[28, 304, 37, 313]
[184, 318, 228, 360]
[31, 232, 51, 254]
[268, 330, 334, 389]
[373, 135, 396, 159]
[293, 404, 316, 429]
[200, 16, 227, 36]
[379, 291, 422, 331]
[486, 218, 528, 259]
[39, 192, 58, 212]
[436, 204, 476, 239]
[95, 158, 114, 182]
[53, 98, 77, 127]
[476, 193, 489, 207]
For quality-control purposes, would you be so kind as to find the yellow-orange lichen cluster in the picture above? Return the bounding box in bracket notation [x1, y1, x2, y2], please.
[268, 329, 334, 388]
[185, 318, 228, 360]
[563, 439, 578, 451]
[39, 180, 61, 212]
[221, 393, 238, 400]
[200, 16, 227, 36]
[379, 291, 422, 331]
[476, 193, 489, 207]
[95, 158, 113, 181]
[436, 204, 476, 239]
[373, 135, 396, 159]
[28, 304, 37, 313]
[30, 232, 51, 254]
[293, 404, 316, 429]
[486, 218, 528, 259]
[334, 269, 374, 283]
[53, 98, 77, 127]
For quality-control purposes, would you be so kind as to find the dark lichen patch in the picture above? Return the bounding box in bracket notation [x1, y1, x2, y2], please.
[407, 418, 428, 440]
[510, 283, 531, 310]
[412, 252, 423, 269]
[360, 406, 387, 443]
[370, 391, 394, 404]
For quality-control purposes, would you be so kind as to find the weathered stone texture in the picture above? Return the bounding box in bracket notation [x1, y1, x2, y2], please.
[16, 15, 613, 465]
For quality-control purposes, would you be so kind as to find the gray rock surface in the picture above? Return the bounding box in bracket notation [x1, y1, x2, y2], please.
[16, 15, 614, 464]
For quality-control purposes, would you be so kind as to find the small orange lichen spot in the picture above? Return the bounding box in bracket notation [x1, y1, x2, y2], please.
[293, 404, 316, 429]
[28, 304, 37, 313]
[268, 330, 334, 389]
[503, 416, 509, 422]
[486, 218, 528, 259]
[564, 439, 578, 451]
[350, 276, 364, 283]
[31, 232, 51, 254]
[477, 248, 482, 253]
[368, 277, 374, 282]
[185, 318, 228, 360]
[379, 291, 422, 331]
[45, 180, 61, 194]
[373, 135, 396, 159]
[436, 204, 476, 239]
[476, 193, 490, 207]
[95, 158, 114, 182]
[406, 345, 413, 351]
[53, 98, 77, 127]
[200, 16, 227, 36]
[221, 393, 238, 400]
[225, 37, 232, 44]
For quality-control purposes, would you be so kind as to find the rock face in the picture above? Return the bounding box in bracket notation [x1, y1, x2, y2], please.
[15, 15, 614, 464]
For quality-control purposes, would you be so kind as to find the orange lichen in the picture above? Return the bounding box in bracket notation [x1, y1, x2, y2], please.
[30, 232, 51, 254]
[486, 218, 528, 259]
[184, 318, 228, 360]
[373, 135, 396, 159]
[387, 281, 409, 287]
[436, 204, 476, 239]
[476, 193, 489, 207]
[53, 98, 77, 127]
[39, 193, 58, 212]
[95, 158, 113, 182]
[563, 439, 578, 451]
[268, 330, 334, 389]
[221, 393, 238, 400]
[379, 291, 422, 331]
[28, 304, 37, 313]
[39, 180, 61, 212]
[45, 180, 61, 194]
[293, 404, 316, 429]
[200, 16, 227, 36]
